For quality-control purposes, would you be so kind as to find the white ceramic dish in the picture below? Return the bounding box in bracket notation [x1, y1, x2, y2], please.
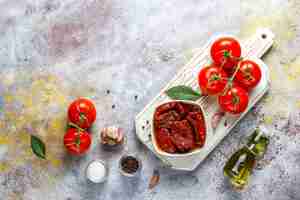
[135, 28, 274, 171]
[151, 100, 212, 157]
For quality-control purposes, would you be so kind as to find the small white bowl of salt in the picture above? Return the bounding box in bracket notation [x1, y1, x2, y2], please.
[85, 160, 108, 183]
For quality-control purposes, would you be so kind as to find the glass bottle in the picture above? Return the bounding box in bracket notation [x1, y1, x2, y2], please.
[223, 129, 269, 189]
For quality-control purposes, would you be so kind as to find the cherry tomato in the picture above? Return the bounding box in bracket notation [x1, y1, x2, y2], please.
[198, 65, 228, 95]
[210, 37, 241, 69]
[235, 60, 262, 90]
[218, 85, 249, 114]
[68, 98, 96, 129]
[64, 128, 91, 155]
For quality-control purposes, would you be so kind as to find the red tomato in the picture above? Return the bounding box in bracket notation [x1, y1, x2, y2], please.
[235, 60, 262, 90]
[68, 98, 96, 129]
[64, 128, 91, 155]
[218, 85, 249, 114]
[198, 65, 228, 95]
[210, 37, 241, 69]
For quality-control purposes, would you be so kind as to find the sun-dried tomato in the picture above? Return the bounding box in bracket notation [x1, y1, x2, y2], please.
[154, 102, 206, 154]
[170, 120, 194, 152]
[155, 110, 181, 129]
[155, 128, 176, 153]
[187, 112, 206, 147]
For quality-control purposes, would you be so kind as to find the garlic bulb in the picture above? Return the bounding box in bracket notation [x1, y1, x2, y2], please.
[100, 126, 124, 146]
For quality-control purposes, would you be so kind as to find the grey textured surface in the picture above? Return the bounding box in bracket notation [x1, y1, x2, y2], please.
[0, 0, 300, 200]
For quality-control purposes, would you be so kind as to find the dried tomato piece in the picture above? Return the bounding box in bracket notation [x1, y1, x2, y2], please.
[190, 105, 202, 113]
[171, 133, 194, 152]
[154, 102, 177, 119]
[155, 110, 181, 129]
[155, 128, 176, 153]
[179, 103, 193, 118]
[170, 120, 195, 152]
[174, 102, 186, 116]
[187, 112, 206, 147]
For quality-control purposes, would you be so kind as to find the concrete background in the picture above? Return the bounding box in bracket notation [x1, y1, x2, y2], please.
[0, 0, 300, 199]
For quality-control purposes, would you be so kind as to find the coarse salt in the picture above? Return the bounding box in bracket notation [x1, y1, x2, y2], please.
[86, 160, 107, 183]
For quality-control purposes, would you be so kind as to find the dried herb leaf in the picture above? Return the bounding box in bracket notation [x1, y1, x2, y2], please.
[149, 169, 160, 189]
[165, 85, 201, 101]
[31, 135, 46, 159]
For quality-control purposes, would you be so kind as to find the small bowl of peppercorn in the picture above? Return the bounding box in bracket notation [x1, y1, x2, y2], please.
[119, 154, 142, 177]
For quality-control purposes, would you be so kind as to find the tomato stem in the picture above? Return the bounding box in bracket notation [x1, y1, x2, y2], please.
[220, 59, 226, 69]
[242, 68, 254, 80]
[232, 92, 240, 105]
[217, 50, 242, 70]
[75, 104, 91, 128]
[230, 58, 243, 81]
[221, 57, 244, 95]
[208, 73, 220, 82]
[68, 122, 85, 132]
[75, 134, 81, 147]
[223, 50, 231, 58]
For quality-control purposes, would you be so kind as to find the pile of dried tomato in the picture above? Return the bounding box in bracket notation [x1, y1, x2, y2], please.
[153, 102, 206, 154]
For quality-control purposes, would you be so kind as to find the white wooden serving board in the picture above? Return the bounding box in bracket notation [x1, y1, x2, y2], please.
[135, 29, 274, 171]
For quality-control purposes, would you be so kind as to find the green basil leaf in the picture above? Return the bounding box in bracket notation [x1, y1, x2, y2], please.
[165, 85, 201, 101]
[31, 135, 46, 159]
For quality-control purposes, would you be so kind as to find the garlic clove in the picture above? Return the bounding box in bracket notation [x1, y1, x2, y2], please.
[100, 126, 125, 146]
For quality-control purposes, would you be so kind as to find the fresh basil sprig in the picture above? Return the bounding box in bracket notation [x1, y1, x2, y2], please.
[31, 135, 46, 159]
[165, 85, 202, 101]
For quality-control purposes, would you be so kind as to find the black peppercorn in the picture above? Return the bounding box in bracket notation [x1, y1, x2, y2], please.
[119, 155, 142, 177]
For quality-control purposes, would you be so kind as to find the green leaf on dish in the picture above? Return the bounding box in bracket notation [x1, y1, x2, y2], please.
[165, 85, 202, 101]
[31, 135, 46, 159]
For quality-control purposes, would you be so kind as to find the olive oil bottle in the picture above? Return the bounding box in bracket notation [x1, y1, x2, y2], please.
[223, 129, 269, 189]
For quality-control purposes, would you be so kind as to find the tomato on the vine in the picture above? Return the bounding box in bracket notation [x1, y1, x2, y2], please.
[210, 37, 241, 69]
[64, 128, 91, 155]
[68, 98, 96, 129]
[198, 64, 228, 95]
[235, 60, 262, 90]
[218, 85, 249, 114]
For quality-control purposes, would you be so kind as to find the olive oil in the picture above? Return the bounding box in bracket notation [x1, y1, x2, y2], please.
[223, 129, 269, 189]
[224, 147, 256, 189]
[246, 129, 269, 158]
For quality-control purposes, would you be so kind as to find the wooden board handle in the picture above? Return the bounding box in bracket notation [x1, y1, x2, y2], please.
[245, 28, 275, 58]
